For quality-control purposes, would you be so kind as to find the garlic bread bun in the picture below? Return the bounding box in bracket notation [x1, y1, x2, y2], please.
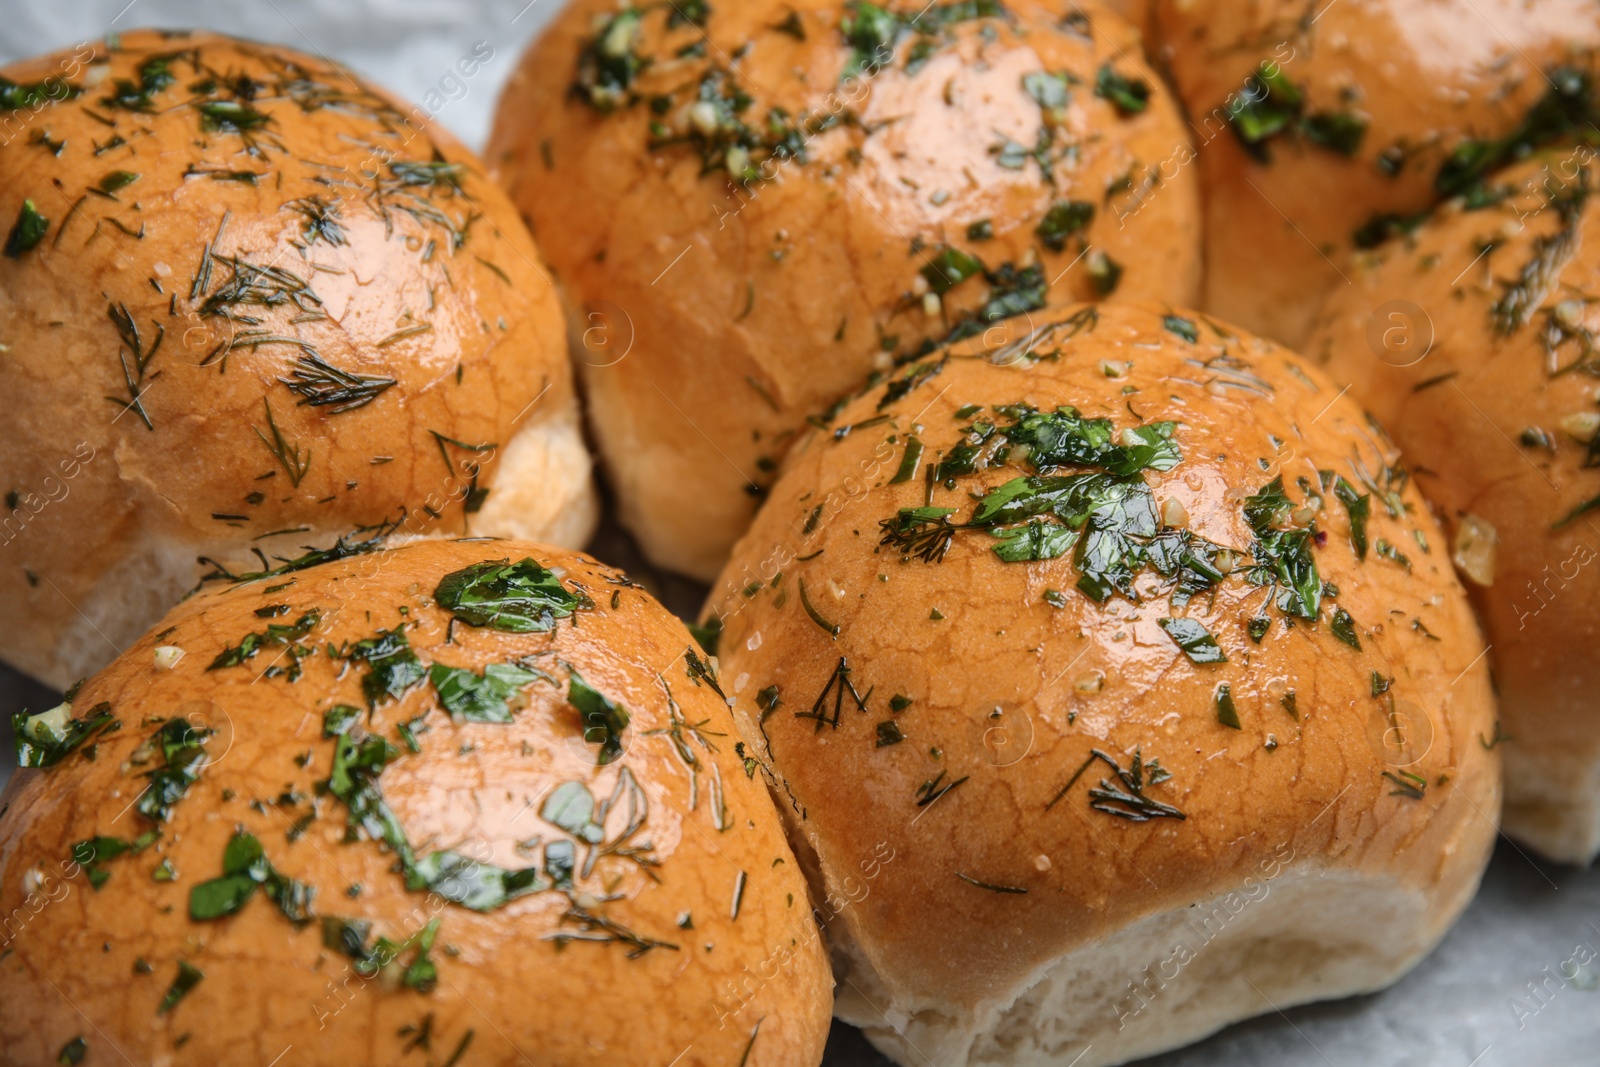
[0, 538, 830, 1066]
[1153, 0, 1600, 347]
[704, 303, 1498, 1067]
[0, 31, 596, 693]
[488, 0, 1201, 581]
[1305, 151, 1600, 864]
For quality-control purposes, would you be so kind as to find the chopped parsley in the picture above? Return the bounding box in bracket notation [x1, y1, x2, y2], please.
[434, 558, 590, 632]
[1163, 315, 1198, 343]
[569, 668, 630, 765]
[189, 830, 314, 925]
[208, 610, 320, 671]
[70, 831, 159, 890]
[882, 405, 1226, 604]
[1036, 199, 1094, 252]
[574, 9, 646, 110]
[1322, 471, 1370, 560]
[1330, 607, 1362, 650]
[323, 915, 441, 991]
[1215, 684, 1241, 729]
[1094, 64, 1150, 115]
[430, 662, 545, 724]
[1225, 61, 1365, 162]
[1241, 477, 1322, 619]
[12, 702, 118, 768]
[157, 962, 204, 1016]
[1158, 617, 1227, 664]
[3, 200, 49, 258]
[133, 718, 212, 822]
[331, 628, 426, 710]
[1437, 67, 1598, 198]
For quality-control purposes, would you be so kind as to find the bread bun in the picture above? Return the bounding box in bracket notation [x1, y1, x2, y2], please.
[703, 302, 1498, 1066]
[1305, 151, 1600, 863]
[0, 31, 596, 693]
[0, 538, 831, 1065]
[1153, 0, 1600, 346]
[488, 0, 1200, 580]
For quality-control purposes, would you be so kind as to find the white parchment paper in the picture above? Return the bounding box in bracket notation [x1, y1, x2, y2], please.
[1, 2, 1597, 1064]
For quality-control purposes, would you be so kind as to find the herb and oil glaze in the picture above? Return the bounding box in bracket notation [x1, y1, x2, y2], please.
[743, 312, 1442, 868]
[1, 35, 514, 560]
[10, 556, 754, 1049]
[563, 0, 1160, 386]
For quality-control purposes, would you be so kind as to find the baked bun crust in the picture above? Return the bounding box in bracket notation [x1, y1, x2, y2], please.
[1153, 0, 1600, 347]
[0, 31, 595, 692]
[488, 0, 1200, 580]
[705, 302, 1498, 1066]
[1306, 152, 1600, 863]
[0, 538, 830, 1066]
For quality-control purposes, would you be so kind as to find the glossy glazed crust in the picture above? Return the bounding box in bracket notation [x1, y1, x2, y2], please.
[0, 31, 593, 689]
[0, 539, 830, 1066]
[706, 302, 1497, 1017]
[1305, 152, 1600, 862]
[1154, 0, 1600, 347]
[489, 0, 1201, 580]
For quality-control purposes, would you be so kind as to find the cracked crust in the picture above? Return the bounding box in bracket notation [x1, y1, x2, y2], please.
[0, 538, 831, 1067]
[1306, 154, 1600, 863]
[704, 301, 1498, 1066]
[488, 0, 1200, 580]
[0, 31, 595, 691]
[1153, 0, 1600, 347]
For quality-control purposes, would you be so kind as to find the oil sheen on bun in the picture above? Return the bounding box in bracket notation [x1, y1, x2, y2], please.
[0, 538, 831, 1066]
[1153, 0, 1600, 347]
[489, 0, 1200, 580]
[1306, 149, 1600, 864]
[0, 31, 595, 692]
[705, 302, 1499, 1067]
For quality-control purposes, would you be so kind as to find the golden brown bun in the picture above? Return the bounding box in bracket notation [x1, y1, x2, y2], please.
[0, 538, 830, 1066]
[704, 302, 1498, 1066]
[1153, 0, 1600, 347]
[1305, 151, 1600, 863]
[0, 31, 596, 692]
[489, 0, 1201, 580]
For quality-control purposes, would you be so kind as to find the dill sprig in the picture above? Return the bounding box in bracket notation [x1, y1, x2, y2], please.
[1046, 748, 1185, 822]
[280, 353, 397, 413]
[794, 657, 869, 732]
[254, 398, 311, 487]
[878, 507, 959, 563]
[197, 516, 402, 585]
[544, 895, 679, 959]
[102, 302, 164, 430]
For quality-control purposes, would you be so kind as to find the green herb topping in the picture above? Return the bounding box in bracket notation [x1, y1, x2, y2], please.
[569, 668, 630, 765]
[189, 829, 314, 925]
[157, 961, 204, 1016]
[1046, 748, 1184, 821]
[331, 627, 426, 710]
[1158, 617, 1228, 664]
[434, 558, 590, 632]
[4, 199, 49, 258]
[133, 718, 212, 822]
[12, 702, 119, 768]
[430, 661, 545, 724]
[1094, 64, 1150, 115]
